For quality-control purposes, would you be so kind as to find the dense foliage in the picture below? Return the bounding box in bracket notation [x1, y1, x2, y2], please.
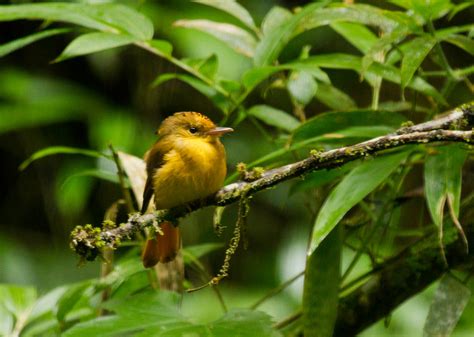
[0, 1, 473, 336]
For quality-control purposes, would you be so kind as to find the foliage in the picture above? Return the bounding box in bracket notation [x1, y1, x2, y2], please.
[0, 0, 473, 336]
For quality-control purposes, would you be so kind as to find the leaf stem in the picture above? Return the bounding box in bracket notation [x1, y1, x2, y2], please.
[250, 271, 304, 309]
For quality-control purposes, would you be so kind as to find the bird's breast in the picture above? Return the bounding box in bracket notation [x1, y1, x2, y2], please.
[152, 139, 227, 209]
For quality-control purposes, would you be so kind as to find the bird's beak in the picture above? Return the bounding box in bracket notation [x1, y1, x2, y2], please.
[206, 127, 234, 136]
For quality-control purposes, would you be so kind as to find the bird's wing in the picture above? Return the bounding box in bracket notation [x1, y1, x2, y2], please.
[141, 141, 167, 213]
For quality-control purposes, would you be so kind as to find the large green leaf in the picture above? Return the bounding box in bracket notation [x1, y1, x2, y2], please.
[255, 2, 401, 66]
[330, 22, 378, 54]
[247, 105, 301, 132]
[174, 19, 257, 57]
[292, 109, 406, 144]
[313, 83, 357, 111]
[294, 53, 446, 104]
[0, 28, 71, 58]
[63, 291, 281, 337]
[303, 227, 341, 337]
[442, 34, 474, 56]
[287, 71, 318, 106]
[0, 285, 37, 336]
[261, 6, 292, 36]
[423, 274, 471, 337]
[411, 0, 453, 20]
[19, 146, 109, 171]
[0, 3, 153, 40]
[289, 164, 354, 196]
[192, 0, 257, 31]
[308, 150, 410, 254]
[254, 1, 329, 66]
[401, 35, 436, 89]
[56, 32, 136, 62]
[424, 144, 467, 228]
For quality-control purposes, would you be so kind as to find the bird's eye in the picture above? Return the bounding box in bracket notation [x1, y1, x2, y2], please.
[189, 127, 198, 134]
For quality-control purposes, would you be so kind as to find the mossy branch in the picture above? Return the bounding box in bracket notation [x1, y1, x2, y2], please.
[70, 102, 474, 261]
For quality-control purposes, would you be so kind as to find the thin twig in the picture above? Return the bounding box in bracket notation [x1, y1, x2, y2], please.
[108, 144, 135, 213]
[251, 271, 305, 310]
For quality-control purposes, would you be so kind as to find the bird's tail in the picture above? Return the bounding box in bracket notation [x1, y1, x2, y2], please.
[142, 222, 184, 292]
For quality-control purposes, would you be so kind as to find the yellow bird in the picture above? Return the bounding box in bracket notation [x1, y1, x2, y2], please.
[141, 112, 233, 268]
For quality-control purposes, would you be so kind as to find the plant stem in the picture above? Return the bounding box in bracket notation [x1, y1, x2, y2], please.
[251, 271, 305, 309]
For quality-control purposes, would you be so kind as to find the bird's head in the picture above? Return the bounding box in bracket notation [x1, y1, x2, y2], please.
[157, 112, 233, 142]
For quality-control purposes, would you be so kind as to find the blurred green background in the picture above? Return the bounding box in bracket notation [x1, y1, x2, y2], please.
[0, 0, 473, 336]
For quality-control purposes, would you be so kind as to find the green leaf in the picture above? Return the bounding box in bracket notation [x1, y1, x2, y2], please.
[401, 35, 436, 89]
[292, 109, 406, 144]
[56, 281, 94, 322]
[197, 54, 219, 79]
[287, 71, 318, 106]
[151, 73, 230, 113]
[183, 243, 224, 265]
[147, 39, 173, 57]
[442, 34, 474, 56]
[314, 83, 357, 111]
[0, 28, 71, 58]
[0, 284, 37, 336]
[56, 32, 136, 62]
[289, 164, 354, 196]
[19, 146, 108, 171]
[247, 105, 301, 132]
[449, 1, 474, 19]
[63, 291, 281, 337]
[254, 1, 329, 66]
[0, 3, 153, 40]
[303, 227, 341, 337]
[62, 169, 124, 187]
[308, 150, 410, 254]
[330, 22, 378, 54]
[174, 19, 257, 57]
[423, 274, 471, 337]
[261, 6, 292, 36]
[412, 0, 453, 20]
[296, 53, 446, 104]
[193, 0, 257, 31]
[424, 144, 467, 228]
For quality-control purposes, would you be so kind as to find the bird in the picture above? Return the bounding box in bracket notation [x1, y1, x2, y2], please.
[140, 111, 233, 269]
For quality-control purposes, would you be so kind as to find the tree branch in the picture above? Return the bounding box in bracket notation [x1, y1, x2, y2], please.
[70, 102, 473, 261]
[334, 221, 474, 335]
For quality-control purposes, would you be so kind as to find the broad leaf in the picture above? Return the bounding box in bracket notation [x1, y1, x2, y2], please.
[314, 83, 357, 111]
[401, 35, 436, 89]
[423, 274, 471, 337]
[56, 281, 94, 322]
[0, 28, 70, 58]
[287, 71, 318, 106]
[424, 144, 467, 228]
[412, 0, 453, 20]
[295, 53, 446, 104]
[261, 6, 292, 36]
[147, 39, 173, 57]
[0, 285, 37, 336]
[62, 169, 125, 188]
[20, 146, 109, 171]
[174, 19, 257, 57]
[117, 151, 147, 208]
[0, 3, 153, 40]
[443, 34, 474, 56]
[183, 243, 224, 265]
[289, 164, 354, 196]
[330, 22, 377, 54]
[247, 105, 301, 132]
[63, 291, 281, 337]
[254, 1, 329, 66]
[308, 150, 410, 254]
[303, 227, 341, 337]
[56, 32, 136, 62]
[193, 0, 257, 31]
[292, 109, 405, 144]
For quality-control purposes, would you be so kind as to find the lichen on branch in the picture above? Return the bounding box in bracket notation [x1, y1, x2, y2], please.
[70, 102, 474, 261]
